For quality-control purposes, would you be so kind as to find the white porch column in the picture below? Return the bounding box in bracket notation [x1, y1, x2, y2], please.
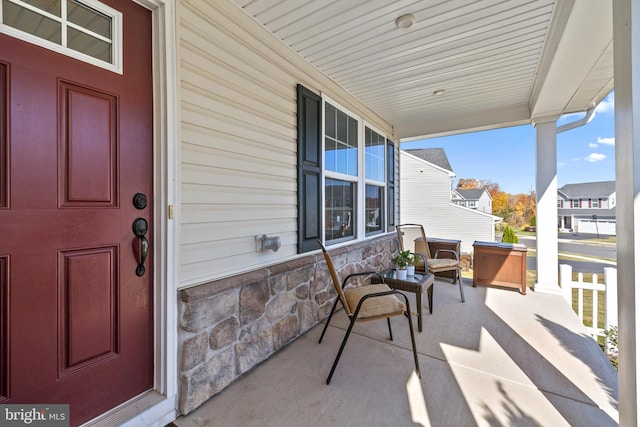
[533, 116, 561, 295]
[614, 0, 640, 424]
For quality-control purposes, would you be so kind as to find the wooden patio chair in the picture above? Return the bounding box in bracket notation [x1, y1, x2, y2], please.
[396, 224, 465, 303]
[317, 240, 420, 384]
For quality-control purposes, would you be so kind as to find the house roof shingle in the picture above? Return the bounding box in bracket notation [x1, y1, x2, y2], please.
[403, 148, 453, 172]
[558, 181, 616, 198]
[456, 189, 486, 200]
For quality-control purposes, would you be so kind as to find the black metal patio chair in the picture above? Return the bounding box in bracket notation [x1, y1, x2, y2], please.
[317, 240, 420, 384]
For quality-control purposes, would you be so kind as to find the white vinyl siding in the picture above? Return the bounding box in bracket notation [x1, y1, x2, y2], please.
[400, 151, 497, 252]
[177, 1, 393, 287]
[478, 192, 493, 213]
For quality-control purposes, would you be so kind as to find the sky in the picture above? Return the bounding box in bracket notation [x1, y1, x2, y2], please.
[400, 91, 616, 195]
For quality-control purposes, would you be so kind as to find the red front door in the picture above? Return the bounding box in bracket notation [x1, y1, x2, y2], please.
[0, 1, 154, 425]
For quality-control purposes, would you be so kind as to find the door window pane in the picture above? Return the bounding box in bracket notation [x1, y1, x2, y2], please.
[67, 0, 110, 38]
[22, 0, 60, 15]
[1, 0, 119, 70]
[68, 26, 110, 62]
[2, 1, 61, 43]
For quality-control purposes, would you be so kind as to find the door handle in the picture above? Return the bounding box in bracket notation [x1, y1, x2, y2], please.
[132, 218, 149, 276]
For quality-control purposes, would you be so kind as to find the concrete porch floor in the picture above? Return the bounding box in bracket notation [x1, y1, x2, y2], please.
[172, 277, 619, 427]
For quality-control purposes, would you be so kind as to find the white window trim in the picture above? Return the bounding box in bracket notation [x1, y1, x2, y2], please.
[0, 0, 123, 74]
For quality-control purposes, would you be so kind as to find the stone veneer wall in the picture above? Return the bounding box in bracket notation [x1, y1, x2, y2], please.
[177, 234, 398, 414]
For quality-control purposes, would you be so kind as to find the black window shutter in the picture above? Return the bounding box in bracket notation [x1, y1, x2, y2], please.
[387, 139, 395, 229]
[297, 84, 322, 253]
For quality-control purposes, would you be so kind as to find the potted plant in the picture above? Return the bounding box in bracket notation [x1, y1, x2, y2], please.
[392, 250, 413, 280]
[406, 253, 416, 276]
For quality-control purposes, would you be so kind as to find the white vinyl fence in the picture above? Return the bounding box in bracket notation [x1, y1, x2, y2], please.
[559, 264, 618, 340]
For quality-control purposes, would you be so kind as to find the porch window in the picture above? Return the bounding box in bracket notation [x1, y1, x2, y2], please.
[325, 104, 358, 176]
[322, 99, 394, 244]
[324, 103, 358, 243]
[296, 85, 394, 251]
[325, 179, 355, 241]
[365, 127, 385, 235]
[365, 185, 382, 234]
[0, 0, 122, 73]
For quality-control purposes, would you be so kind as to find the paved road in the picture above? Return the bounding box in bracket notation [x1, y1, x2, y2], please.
[518, 234, 616, 274]
[525, 256, 614, 274]
[518, 236, 616, 260]
[559, 241, 616, 260]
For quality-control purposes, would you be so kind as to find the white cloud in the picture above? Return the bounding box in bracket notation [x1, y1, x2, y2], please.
[595, 92, 615, 115]
[588, 143, 598, 148]
[558, 162, 565, 167]
[585, 153, 607, 162]
[597, 136, 615, 145]
[557, 92, 614, 126]
[571, 157, 582, 162]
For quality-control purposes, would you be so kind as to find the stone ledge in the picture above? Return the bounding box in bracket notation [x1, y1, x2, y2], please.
[180, 234, 396, 303]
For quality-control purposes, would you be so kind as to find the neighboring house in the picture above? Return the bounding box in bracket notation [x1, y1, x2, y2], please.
[400, 149, 502, 252]
[557, 181, 616, 235]
[452, 188, 493, 213]
[2, 1, 636, 426]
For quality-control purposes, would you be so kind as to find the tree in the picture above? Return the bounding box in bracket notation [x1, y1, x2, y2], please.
[501, 225, 519, 243]
[457, 178, 480, 189]
[492, 191, 508, 215]
[483, 181, 501, 198]
[457, 177, 536, 228]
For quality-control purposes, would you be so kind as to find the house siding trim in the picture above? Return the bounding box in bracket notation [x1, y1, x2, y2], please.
[177, 0, 394, 289]
[173, 0, 402, 418]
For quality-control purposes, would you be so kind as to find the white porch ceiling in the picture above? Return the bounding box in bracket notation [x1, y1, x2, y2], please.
[231, 0, 613, 140]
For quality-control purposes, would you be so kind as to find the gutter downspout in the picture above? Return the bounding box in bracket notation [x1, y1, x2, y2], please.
[556, 106, 596, 133]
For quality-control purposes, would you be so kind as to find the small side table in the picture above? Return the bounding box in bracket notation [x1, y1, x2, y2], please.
[373, 269, 435, 332]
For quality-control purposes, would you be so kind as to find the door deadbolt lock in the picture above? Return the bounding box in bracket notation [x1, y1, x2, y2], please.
[133, 192, 148, 210]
